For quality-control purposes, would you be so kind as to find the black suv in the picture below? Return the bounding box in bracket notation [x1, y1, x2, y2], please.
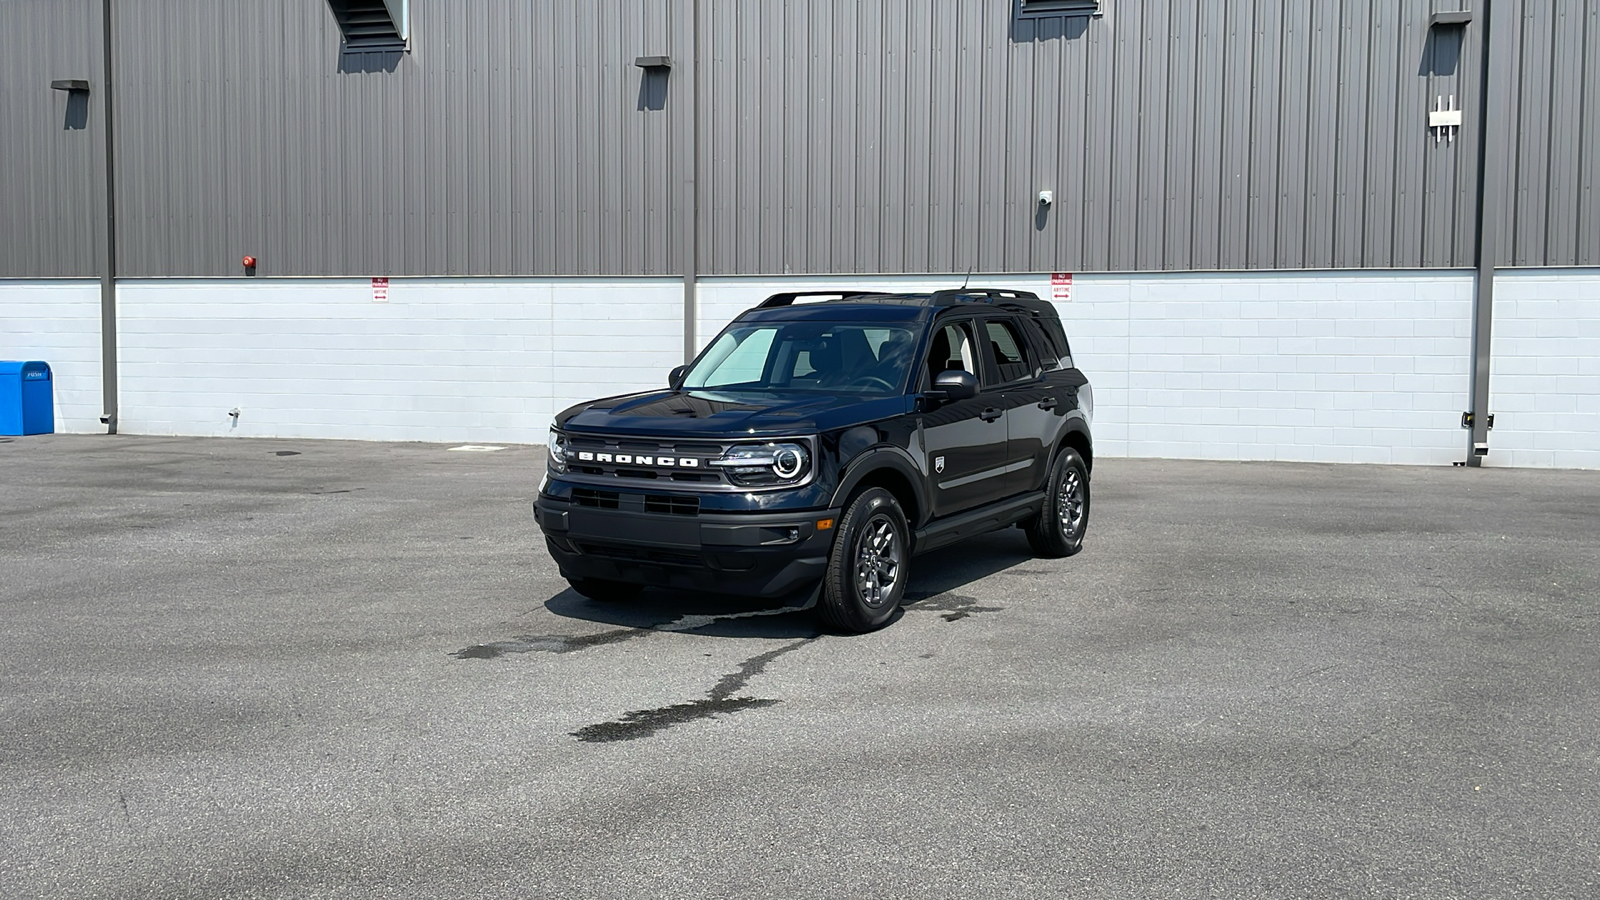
[534, 288, 1093, 632]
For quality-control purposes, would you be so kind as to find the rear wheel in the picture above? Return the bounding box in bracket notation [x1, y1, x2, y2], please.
[1025, 447, 1089, 558]
[818, 488, 910, 633]
[566, 577, 645, 602]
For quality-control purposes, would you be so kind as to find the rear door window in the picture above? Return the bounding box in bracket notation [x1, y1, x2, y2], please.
[981, 318, 1033, 386]
[1017, 315, 1060, 368]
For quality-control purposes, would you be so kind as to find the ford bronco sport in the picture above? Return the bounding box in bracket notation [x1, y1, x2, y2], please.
[534, 288, 1093, 632]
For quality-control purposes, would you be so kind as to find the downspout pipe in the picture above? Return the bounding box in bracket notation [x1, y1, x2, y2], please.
[681, 0, 701, 366]
[1466, 0, 1503, 466]
[98, 0, 118, 433]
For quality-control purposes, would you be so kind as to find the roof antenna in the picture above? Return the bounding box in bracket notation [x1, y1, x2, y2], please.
[960, 263, 974, 292]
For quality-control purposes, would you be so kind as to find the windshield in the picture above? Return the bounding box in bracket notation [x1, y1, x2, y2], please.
[683, 322, 918, 397]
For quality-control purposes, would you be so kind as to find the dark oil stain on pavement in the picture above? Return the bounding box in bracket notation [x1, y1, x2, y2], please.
[903, 591, 1004, 622]
[274, 451, 300, 457]
[572, 639, 811, 743]
[450, 627, 648, 659]
[571, 697, 780, 743]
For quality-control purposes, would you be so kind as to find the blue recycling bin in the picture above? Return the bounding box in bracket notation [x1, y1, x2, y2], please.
[0, 361, 54, 435]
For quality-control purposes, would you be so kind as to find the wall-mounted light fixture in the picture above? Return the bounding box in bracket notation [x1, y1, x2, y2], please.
[1429, 10, 1472, 28]
[634, 56, 672, 70]
[51, 79, 91, 92]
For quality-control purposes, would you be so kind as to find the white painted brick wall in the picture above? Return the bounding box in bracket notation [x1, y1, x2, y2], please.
[1488, 269, 1600, 470]
[0, 281, 103, 433]
[1058, 272, 1475, 464]
[702, 272, 1472, 465]
[9, 270, 1589, 466]
[115, 278, 681, 443]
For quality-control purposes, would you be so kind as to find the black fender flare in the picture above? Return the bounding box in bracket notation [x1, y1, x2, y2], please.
[829, 445, 931, 529]
[1054, 416, 1094, 476]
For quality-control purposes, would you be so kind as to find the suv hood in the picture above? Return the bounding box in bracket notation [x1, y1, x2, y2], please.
[556, 389, 908, 437]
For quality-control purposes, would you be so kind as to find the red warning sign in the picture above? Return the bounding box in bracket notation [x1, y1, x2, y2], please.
[1051, 272, 1072, 302]
[372, 277, 389, 303]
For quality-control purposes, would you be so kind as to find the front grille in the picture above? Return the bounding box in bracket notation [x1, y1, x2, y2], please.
[574, 541, 702, 567]
[570, 487, 698, 516]
[561, 432, 815, 493]
[644, 494, 699, 516]
[571, 487, 620, 509]
[564, 434, 734, 488]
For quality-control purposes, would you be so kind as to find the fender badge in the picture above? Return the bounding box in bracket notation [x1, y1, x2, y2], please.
[934, 456, 945, 474]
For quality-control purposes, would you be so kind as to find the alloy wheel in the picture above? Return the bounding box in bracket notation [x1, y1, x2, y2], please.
[854, 515, 902, 608]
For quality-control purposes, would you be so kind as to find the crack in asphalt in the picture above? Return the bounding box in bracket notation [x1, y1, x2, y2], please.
[903, 591, 1005, 622]
[571, 639, 813, 743]
[448, 627, 648, 659]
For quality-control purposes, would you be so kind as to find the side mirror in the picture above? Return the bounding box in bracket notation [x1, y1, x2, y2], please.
[668, 365, 687, 390]
[931, 369, 978, 403]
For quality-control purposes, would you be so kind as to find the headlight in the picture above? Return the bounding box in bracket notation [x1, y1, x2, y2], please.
[547, 428, 569, 473]
[711, 441, 812, 487]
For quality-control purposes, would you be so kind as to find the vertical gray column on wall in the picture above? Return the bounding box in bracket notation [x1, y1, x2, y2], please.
[98, 0, 118, 433]
[682, 0, 701, 364]
[1467, 0, 1508, 466]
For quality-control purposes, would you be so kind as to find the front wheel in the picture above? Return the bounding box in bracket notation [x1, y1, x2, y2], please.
[1025, 447, 1089, 558]
[817, 488, 910, 633]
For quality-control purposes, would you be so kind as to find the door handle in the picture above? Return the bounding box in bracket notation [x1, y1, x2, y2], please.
[979, 407, 1002, 423]
[1037, 397, 1058, 411]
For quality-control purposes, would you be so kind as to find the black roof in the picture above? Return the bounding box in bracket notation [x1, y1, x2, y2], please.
[756, 288, 1051, 312]
[739, 286, 1072, 357]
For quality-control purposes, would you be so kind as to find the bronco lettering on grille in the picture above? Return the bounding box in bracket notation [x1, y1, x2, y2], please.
[577, 451, 703, 469]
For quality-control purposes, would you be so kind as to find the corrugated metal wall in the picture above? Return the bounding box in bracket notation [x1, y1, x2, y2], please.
[109, 0, 691, 278]
[0, 0, 104, 278]
[0, 0, 1594, 279]
[700, 0, 1498, 274]
[1487, 0, 1600, 268]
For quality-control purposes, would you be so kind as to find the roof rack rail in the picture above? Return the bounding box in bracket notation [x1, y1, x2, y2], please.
[757, 290, 893, 309]
[929, 288, 1044, 305]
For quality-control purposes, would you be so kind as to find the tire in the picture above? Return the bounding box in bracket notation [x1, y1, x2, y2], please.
[817, 487, 911, 634]
[1025, 447, 1090, 558]
[566, 577, 645, 602]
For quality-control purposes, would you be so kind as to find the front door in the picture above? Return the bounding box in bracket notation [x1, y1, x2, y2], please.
[918, 318, 1011, 518]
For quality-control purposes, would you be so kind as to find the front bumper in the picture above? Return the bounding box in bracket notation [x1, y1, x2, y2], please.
[535, 496, 842, 598]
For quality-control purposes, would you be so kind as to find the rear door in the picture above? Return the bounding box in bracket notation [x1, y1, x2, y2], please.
[978, 314, 1057, 496]
[918, 318, 1012, 517]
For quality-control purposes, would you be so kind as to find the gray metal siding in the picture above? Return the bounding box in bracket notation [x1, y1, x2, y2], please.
[107, 0, 689, 278]
[1580, 1, 1600, 266]
[1492, 0, 1600, 267]
[692, 0, 1589, 274]
[692, 0, 1594, 274]
[2, 0, 1596, 279]
[0, 0, 104, 278]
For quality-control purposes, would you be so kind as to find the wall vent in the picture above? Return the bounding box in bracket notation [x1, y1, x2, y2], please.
[1016, 0, 1101, 18]
[327, 0, 408, 51]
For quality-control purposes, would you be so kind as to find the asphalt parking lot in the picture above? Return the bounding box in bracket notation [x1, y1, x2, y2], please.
[2, 434, 1596, 899]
